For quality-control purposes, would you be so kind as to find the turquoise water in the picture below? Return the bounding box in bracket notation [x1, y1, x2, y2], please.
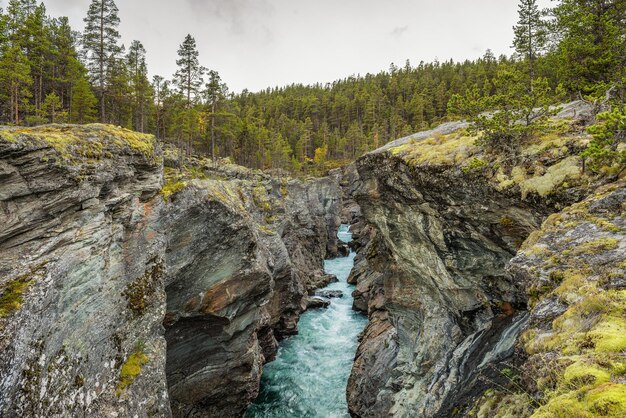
[247, 225, 368, 418]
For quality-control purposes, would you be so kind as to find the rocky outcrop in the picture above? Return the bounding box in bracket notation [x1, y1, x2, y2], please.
[469, 182, 626, 417]
[161, 170, 343, 417]
[0, 125, 344, 418]
[0, 125, 170, 417]
[346, 113, 605, 417]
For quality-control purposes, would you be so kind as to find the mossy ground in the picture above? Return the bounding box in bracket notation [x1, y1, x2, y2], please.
[0, 124, 158, 164]
[388, 119, 593, 200]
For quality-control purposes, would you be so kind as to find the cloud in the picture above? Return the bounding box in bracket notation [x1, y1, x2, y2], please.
[185, 0, 274, 36]
[390, 25, 408, 38]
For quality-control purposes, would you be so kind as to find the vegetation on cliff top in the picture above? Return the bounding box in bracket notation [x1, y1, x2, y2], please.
[472, 183, 626, 417]
[2, 0, 626, 174]
[0, 124, 158, 163]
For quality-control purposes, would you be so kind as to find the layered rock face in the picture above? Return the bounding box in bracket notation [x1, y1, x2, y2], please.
[0, 125, 170, 417]
[161, 170, 342, 417]
[346, 115, 599, 417]
[0, 125, 343, 418]
[473, 183, 626, 417]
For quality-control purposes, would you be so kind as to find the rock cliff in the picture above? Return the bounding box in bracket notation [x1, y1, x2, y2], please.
[0, 125, 170, 417]
[161, 165, 342, 417]
[345, 109, 624, 417]
[0, 125, 343, 417]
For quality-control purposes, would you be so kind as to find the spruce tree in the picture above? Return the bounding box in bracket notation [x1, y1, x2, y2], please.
[82, 0, 121, 122]
[512, 0, 547, 87]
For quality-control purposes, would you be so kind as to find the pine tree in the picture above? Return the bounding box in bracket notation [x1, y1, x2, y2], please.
[512, 0, 547, 87]
[173, 34, 204, 108]
[23, 4, 52, 123]
[0, 44, 32, 124]
[152, 75, 165, 139]
[553, 0, 626, 96]
[173, 34, 204, 156]
[83, 0, 121, 122]
[42, 92, 62, 123]
[127, 40, 151, 132]
[70, 76, 97, 123]
[204, 70, 228, 162]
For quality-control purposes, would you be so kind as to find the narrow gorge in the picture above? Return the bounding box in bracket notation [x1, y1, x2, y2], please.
[1, 101, 625, 418]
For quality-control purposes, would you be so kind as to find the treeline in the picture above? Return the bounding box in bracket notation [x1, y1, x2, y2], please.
[1, 0, 625, 172]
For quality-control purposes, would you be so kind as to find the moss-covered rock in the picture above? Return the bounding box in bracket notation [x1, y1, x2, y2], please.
[474, 182, 626, 417]
[116, 344, 150, 397]
[0, 124, 159, 163]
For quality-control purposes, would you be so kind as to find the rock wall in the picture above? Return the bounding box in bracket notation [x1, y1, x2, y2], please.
[162, 171, 342, 417]
[0, 125, 170, 417]
[0, 125, 344, 418]
[469, 182, 626, 417]
[345, 114, 602, 417]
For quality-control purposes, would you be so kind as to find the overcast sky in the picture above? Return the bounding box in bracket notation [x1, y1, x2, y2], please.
[3, 0, 552, 93]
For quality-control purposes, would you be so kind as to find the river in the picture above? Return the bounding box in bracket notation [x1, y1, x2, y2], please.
[247, 224, 368, 417]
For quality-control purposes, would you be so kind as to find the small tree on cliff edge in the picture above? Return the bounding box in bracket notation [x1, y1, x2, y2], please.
[448, 67, 557, 160]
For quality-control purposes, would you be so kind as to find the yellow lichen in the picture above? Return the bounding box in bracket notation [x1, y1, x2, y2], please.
[520, 156, 583, 198]
[565, 237, 619, 256]
[116, 346, 149, 397]
[389, 132, 478, 166]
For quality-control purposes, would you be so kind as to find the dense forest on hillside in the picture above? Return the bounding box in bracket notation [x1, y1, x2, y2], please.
[0, 0, 625, 172]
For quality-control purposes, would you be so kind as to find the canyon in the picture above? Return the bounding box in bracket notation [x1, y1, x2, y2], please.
[1, 105, 625, 418]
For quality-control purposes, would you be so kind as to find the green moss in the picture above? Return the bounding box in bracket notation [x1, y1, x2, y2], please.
[252, 184, 272, 211]
[588, 317, 626, 352]
[520, 156, 583, 198]
[0, 124, 157, 163]
[566, 238, 619, 256]
[161, 180, 187, 201]
[258, 225, 275, 235]
[389, 132, 479, 166]
[0, 265, 46, 318]
[587, 384, 626, 416]
[462, 157, 488, 174]
[563, 361, 611, 388]
[532, 383, 626, 418]
[0, 277, 34, 318]
[116, 344, 149, 397]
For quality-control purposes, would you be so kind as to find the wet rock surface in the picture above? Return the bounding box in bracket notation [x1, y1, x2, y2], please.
[305, 296, 331, 309]
[315, 290, 344, 299]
